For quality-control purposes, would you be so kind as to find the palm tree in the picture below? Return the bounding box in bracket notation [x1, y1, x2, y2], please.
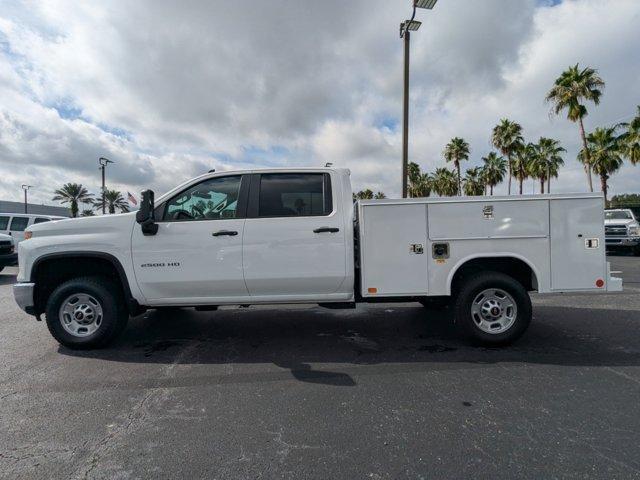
[52, 183, 94, 218]
[512, 142, 535, 195]
[81, 209, 95, 217]
[463, 167, 485, 196]
[407, 162, 432, 198]
[443, 137, 470, 196]
[353, 189, 375, 200]
[619, 105, 640, 165]
[93, 189, 130, 214]
[578, 127, 623, 203]
[535, 137, 565, 193]
[481, 152, 507, 195]
[373, 192, 386, 199]
[432, 168, 459, 197]
[491, 119, 523, 195]
[546, 64, 605, 192]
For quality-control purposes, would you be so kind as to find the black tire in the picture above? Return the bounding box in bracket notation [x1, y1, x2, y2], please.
[633, 245, 640, 257]
[453, 271, 531, 346]
[45, 276, 128, 349]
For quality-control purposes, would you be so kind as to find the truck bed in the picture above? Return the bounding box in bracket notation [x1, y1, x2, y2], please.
[357, 193, 620, 297]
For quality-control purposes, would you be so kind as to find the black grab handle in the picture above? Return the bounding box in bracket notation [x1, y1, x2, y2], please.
[313, 227, 339, 233]
[212, 230, 238, 236]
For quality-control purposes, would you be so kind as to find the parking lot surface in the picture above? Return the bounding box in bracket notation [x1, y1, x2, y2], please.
[1, 255, 640, 479]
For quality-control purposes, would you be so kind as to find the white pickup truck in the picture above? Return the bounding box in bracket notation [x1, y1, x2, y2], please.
[604, 208, 640, 255]
[14, 167, 622, 349]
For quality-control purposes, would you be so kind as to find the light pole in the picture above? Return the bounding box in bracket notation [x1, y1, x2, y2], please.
[400, 0, 437, 198]
[21, 185, 32, 214]
[98, 157, 114, 215]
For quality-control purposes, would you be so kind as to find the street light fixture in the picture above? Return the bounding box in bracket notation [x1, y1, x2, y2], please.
[400, 0, 437, 198]
[21, 185, 32, 214]
[98, 157, 114, 215]
[415, 0, 437, 9]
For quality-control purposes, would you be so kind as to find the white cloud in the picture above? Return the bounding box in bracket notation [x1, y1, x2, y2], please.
[0, 0, 638, 206]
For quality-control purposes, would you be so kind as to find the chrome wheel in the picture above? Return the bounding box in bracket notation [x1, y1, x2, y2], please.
[470, 288, 517, 334]
[59, 293, 104, 337]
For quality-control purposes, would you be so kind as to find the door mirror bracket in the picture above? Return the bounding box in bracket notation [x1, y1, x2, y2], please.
[136, 190, 159, 236]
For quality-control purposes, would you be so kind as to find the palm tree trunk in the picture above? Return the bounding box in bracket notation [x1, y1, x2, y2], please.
[490, 185, 494, 196]
[519, 176, 523, 195]
[507, 154, 512, 195]
[578, 117, 594, 192]
[540, 178, 545, 194]
[547, 176, 551, 193]
[601, 174, 608, 204]
[456, 163, 461, 196]
[71, 201, 78, 218]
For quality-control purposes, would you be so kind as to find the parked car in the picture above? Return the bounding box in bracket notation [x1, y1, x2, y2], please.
[0, 233, 17, 272]
[0, 214, 66, 244]
[604, 209, 640, 255]
[13, 167, 622, 349]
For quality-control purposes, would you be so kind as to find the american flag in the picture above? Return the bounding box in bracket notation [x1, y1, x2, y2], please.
[127, 192, 137, 205]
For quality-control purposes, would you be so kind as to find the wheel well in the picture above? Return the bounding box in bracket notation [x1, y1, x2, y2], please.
[32, 255, 130, 315]
[451, 257, 537, 294]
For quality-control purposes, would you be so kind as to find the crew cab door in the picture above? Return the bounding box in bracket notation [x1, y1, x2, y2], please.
[131, 174, 249, 302]
[242, 172, 347, 298]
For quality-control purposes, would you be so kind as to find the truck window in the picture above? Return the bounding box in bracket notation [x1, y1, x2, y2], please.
[0, 216, 9, 230]
[605, 211, 632, 220]
[258, 173, 332, 217]
[9, 216, 29, 231]
[164, 175, 241, 221]
[33, 218, 51, 224]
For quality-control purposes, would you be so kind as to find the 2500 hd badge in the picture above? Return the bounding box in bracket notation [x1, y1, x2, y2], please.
[140, 262, 181, 268]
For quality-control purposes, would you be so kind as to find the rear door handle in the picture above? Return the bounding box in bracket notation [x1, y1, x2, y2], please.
[313, 227, 339, 233]
[212, 230, 238, 236]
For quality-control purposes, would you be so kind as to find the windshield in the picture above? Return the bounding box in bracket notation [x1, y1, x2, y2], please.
[605, 211, 632, 220]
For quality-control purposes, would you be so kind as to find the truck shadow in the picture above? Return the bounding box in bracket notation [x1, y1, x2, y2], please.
[58, 303, 640, 387]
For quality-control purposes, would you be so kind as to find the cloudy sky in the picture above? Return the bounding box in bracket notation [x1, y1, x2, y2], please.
[0, 0, 639, 206]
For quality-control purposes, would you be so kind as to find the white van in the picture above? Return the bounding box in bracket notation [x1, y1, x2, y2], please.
[0, 214, 66, 243]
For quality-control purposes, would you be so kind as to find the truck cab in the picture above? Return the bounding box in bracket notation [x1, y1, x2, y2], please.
[13, 167, 622, 349]
[604, 209, 640, 255]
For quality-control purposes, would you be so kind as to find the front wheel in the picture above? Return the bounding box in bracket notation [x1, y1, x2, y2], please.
[45, 276, 128, 349]
[453, 272, 531, 346]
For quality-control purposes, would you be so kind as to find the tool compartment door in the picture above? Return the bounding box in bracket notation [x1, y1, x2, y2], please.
[360, 203, 428, 296]
[550, 198, 606, 290]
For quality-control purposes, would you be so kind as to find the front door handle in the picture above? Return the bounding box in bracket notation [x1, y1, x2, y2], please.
[313, 227, 339, 233]
[212, 230, 238, 236]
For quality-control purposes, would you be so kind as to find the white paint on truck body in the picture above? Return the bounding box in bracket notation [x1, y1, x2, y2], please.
[358, 193, 616, 297]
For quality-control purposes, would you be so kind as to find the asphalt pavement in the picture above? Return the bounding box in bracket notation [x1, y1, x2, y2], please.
[1, 255, 639, 479]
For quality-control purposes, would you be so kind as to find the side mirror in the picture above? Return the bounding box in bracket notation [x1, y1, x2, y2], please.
[136, 190, 159, 236]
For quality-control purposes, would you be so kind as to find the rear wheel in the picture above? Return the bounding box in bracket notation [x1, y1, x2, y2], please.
[453, 271, 531, 346]
[45, 276, 128, 349]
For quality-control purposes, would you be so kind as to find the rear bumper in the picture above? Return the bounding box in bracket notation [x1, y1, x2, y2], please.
[607, 262, 623, 292]
[0, 252, 18, 267]
[606, 236, 640, 247]
[13, 283, 35, 314]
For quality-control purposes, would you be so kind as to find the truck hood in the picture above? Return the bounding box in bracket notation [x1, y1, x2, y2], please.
[604, 219, 637, 227]
[27, 212, 137, 237]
